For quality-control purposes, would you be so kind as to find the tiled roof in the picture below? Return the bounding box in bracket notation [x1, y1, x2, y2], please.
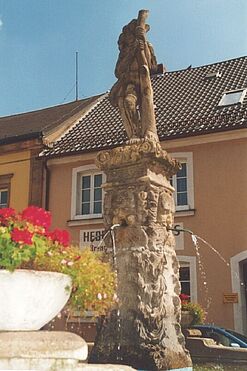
[3, 56, 246, 154]
[43, 56, 247, 157]
[0, 95, 103, 145]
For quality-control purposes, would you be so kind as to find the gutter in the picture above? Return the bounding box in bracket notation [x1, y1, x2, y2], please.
[0, 132, 42, 145]
[44, 160, 50, 210]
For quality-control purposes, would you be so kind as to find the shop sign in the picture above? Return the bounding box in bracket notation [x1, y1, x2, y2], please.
[223, 293, 238, 304]
[79, 229, 106, 252]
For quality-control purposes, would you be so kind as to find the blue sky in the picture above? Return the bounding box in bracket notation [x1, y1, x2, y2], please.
[0, 0, 247, 116]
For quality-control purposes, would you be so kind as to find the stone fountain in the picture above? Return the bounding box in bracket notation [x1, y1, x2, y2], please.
[89, 10, 192, 371]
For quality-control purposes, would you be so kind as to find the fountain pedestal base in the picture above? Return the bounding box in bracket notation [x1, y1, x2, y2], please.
[89, 141, 192, 370]
[0, 331, 87, 370]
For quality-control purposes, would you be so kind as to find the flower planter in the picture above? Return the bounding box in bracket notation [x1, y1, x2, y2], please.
[0, 269, 72, 331]
[181, 310, 194, 328]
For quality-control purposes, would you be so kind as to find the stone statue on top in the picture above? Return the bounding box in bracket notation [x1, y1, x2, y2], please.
[109, 10, 160, 143]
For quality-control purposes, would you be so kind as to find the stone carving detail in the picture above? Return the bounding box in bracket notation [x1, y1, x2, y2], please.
[109, 10, 159, 143]
[103, 175, 175, 231]
[90, 223, 191, 369]
[90, 143, 192, 369]
[157, 190, 175, 228]
[137, 191, 148, 224]
[111, 188, 137, 226]
[96, 139, 180, 177]
[110, 188, 168, 227]
[89, 9, 192, 371]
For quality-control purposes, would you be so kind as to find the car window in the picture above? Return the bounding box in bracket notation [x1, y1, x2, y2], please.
[212, 331, 231, 346]
[227, 329, 247, 344]
[202, 329, 231, 347]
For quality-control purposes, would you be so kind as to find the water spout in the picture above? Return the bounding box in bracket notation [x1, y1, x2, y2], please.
[168, 224, 230, 266]
[168, 224, 193, 236]
[110, 224, 120, 268]
[168, 224, 245, 310]
[189, 232, 211, 309]
[109, 223, 123, 362]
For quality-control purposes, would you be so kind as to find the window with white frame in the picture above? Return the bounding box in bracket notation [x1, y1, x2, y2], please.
[71, 165, 105, 219]
[0, 188, 8, 208]
[170, 153, 194, 211]
[179, 265, 191, 298]
[178, 256, 197, 302]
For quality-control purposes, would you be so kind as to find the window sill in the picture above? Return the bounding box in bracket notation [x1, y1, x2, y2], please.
[67, 210, 195, 226]
[67, 218, 103, 227]
[175, 209, 195, 218]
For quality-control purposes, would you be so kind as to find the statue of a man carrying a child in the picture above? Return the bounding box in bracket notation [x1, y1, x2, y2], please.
[109, 10, 161, 143]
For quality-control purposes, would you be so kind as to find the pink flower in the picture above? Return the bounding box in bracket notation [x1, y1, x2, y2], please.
[11, 228, 33, 246]
[21, 206, 51, 230]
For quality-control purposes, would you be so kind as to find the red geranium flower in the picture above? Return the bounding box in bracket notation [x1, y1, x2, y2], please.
[180, 293, 190, 304]
[11, 228, 33, 245]
[48, 228, 70, 247]
[21, 206, 51, 230]
[0, 207, 16, 220]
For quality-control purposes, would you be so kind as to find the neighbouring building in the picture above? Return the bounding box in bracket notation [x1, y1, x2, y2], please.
[41, 56, 247, 335]
[1, 56, 247, 336]
[0, 95, 103, 211]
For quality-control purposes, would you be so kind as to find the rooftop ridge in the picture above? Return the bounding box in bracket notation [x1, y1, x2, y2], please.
[163, 55, 247, 75]
[0, 94, 104, 121]
[42, 94, 106, 132]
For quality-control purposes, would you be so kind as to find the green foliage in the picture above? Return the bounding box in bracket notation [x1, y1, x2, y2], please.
[32, 245, 116, 314]
[0, 207, 116, 315]
[181, 301, 206, 325]
[0, 227, 36, 271]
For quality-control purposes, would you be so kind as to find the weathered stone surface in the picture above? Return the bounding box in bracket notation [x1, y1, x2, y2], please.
[0, 358, 78, 371]
[0, 331, 87, 360]
[90, 9, 192, 370]
[0, 332, 139, 370]
[90, 141, 192, 370]
[109, 9, 159, 143]
[96, 140, 179, 230]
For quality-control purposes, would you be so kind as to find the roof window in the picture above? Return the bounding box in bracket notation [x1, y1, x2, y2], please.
[218, 89, 246, 107]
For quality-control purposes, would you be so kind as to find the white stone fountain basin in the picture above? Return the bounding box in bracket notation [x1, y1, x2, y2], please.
[0, 269, 72, 331]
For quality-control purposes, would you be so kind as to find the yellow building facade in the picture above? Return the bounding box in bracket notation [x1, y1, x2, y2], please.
[0, 140, 45, 211]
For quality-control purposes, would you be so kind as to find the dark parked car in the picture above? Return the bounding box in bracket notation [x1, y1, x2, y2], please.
[191, 324, 247, 348]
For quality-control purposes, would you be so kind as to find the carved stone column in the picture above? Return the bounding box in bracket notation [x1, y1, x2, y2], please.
[89, 140, 192, 370]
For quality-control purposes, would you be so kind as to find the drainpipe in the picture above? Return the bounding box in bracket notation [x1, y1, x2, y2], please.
[44, 160, 50, 210]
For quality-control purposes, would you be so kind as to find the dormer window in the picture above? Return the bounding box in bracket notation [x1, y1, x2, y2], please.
[218, 89, 246, 107]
